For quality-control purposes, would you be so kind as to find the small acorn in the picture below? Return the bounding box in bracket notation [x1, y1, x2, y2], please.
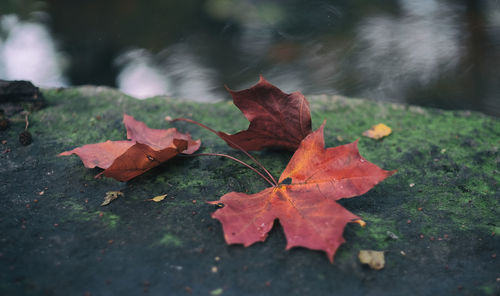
[19, 112, 32, 146]
[19, 130, 32, 145]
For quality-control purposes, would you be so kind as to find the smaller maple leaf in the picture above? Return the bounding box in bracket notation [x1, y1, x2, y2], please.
[209, 122, 395, 262]
[218, 75, 312, 151]
[59, 114, 200, 181]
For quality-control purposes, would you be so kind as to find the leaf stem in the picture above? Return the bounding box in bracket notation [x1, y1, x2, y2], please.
[179, 152, 275, 187]
[169, 117, 278, 186]
[22, 111, 30, 131]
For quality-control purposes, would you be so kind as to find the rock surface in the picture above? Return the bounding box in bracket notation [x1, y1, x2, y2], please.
[1, 86, 498, 295]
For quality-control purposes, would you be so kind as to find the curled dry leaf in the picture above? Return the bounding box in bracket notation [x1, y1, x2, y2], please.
[362, 123, 392, 140]
[218, 76, 312, 151]
[101, 191, 123, 206]
[358, 250, 385, 270]
[209, 122, 396, 262]
[146, 194, 167, 202]
[59, 114, 200, 181]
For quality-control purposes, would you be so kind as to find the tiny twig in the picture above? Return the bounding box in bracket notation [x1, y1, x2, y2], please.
[23, 112, 30, 131]
[169, 117, 278, 186]
[179, 152, 275, 187]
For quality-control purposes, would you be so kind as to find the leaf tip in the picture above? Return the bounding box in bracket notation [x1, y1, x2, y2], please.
[353, 219, 366, 227]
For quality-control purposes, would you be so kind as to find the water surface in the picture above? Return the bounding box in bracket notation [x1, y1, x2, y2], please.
[1, 0, 499, 115]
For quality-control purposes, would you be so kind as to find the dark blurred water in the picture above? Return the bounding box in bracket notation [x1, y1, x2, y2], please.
[1, 0, 499, 115]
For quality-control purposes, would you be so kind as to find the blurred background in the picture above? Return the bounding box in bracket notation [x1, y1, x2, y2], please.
[0, 0, 499, 115]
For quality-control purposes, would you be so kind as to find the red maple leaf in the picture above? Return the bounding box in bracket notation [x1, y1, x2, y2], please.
[218, 76, 312, 151]
[209, 123, 395, 262]
[59, 114, 200, 181]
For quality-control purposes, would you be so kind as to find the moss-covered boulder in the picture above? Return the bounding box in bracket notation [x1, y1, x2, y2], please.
[1, 86, 498, 295]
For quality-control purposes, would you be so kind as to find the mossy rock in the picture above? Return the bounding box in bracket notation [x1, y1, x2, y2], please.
[0, 86, 498, 295]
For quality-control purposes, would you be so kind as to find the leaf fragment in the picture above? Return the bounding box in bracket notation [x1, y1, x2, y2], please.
[358, 250, 385, 270]
[101, 191, 123, 206]
[146, 194, 167, 202]
[362, 123, 392, 140]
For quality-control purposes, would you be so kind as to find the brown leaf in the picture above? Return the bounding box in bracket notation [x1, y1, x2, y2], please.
[218, 76, 312, 151]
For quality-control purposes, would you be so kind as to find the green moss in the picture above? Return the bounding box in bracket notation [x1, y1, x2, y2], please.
[479, 283, 497, 296]
[156, 233, 183, 247]
[355, 213, 399, 249]
[61, 200, 120, 229]
[1, 87, 496, 295]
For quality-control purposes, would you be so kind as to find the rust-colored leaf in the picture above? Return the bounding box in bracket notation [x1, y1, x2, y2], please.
[209, 123, 395, 262]
[218, 76, 312, 151]
[124, 114, 200, 154]
[59, 140, 134, 169]
[59, 114, 200, 181]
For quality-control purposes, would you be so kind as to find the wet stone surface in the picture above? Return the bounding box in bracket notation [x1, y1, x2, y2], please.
[0, 86, 499, 295]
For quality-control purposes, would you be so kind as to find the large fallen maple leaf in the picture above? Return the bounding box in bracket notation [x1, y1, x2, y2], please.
[59, 114, 200, 181]
[209, 123, 395, 262]
[218, 76, 312, 151]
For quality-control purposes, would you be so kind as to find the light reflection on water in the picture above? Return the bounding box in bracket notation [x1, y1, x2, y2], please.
[0, 14, 67, 87]
[0, 0, 499, 116]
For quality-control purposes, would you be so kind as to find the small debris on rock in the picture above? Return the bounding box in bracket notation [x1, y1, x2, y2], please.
[362, 123, 392, 140]
[210, 288, 223, 296]
[386, 231, 399, 240]
[358, 250, 385, 270]
[146, 194, 167, 202]
[19, 131, 32, 146]
[101, 191, 123, 206]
